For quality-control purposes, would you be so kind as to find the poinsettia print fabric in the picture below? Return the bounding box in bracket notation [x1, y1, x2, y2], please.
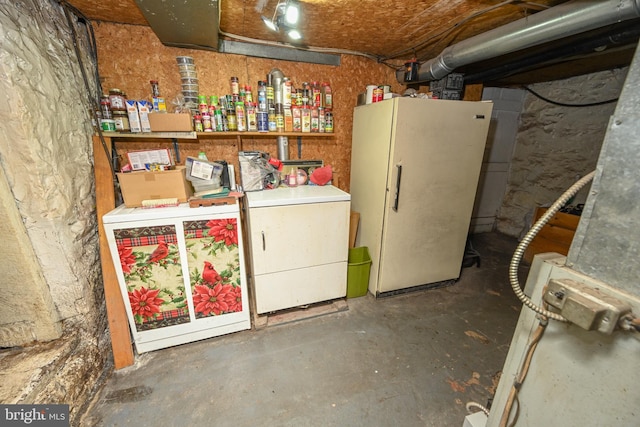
[184, 217, 243, 319]
[113, 225, 190, 331]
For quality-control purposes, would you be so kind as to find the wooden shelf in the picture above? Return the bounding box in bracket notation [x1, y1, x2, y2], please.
[196, 131, 335, 138]
[98, 131, 197, 139]
[98, 131, 335, 140]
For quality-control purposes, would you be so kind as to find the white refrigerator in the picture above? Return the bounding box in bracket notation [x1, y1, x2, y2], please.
[350, 97, 493, 296]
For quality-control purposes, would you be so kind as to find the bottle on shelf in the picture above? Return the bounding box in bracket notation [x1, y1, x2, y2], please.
[246, 102, 257, 132]
[258, 80, 267, 112]
[322, 82, 332, 110]
[311, 81, 321, 108]
[292, 105, 302, 132]
[301, 105, 311, 133]
[275, 104, 284, 133]
[235, 102, 246, 132]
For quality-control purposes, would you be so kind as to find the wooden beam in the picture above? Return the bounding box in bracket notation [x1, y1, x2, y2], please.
[463, 83, 484, 101]
[93, 135, 135, 369]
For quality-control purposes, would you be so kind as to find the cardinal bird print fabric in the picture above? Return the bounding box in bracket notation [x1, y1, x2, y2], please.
[183, 218, 243, 319]
[113, 225, 190, 331]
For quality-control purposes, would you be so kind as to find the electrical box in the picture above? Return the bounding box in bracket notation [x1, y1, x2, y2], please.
[543, 278, 632, 334]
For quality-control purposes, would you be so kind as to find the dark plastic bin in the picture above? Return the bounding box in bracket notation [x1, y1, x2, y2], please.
[347, 247, 372, 298]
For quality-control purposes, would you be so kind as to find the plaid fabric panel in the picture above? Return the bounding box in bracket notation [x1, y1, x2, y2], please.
[136, 308, 191, 331]
[156, 308, 189, 321]
[183, 220, 209, 239]
[114, 225, 178, 247]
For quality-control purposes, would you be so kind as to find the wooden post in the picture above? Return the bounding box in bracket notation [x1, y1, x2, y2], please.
[463, 84, 484, 102]
[93, 135, 135, 369]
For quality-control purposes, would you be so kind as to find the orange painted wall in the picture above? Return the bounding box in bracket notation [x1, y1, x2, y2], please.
[94, 23, 407, 191]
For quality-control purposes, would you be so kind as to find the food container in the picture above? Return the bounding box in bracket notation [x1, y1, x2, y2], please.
[179, 71, 199, 79]
[181, 84, 199, 93]
[181, 77, 199, 85]
[101, 119, 116, 131]
[176, 56, 194, 65]
[182, 91, 199, 98]
[178, 64, 196, 72]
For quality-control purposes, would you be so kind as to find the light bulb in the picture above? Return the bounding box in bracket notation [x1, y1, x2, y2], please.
[261, 16, 278, 31]
[287, 29, 302, 40]
[284, 2, 299, 25]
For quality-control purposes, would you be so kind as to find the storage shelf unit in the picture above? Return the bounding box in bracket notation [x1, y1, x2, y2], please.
[93, 130, 335, 368]
[99, 131, 335, 139]
[103, 203, 251, 354]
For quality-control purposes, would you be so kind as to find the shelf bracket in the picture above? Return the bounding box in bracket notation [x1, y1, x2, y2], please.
[172, 138, 180, 163]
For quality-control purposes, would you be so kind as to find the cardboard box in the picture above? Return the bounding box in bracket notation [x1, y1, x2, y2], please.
[148, 113, 193, 132]
[117, 167, 193, 207]
[524, 207, 579, 263]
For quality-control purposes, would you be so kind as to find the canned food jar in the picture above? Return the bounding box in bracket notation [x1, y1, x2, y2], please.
[257, 111, 268, 132]
[373, 88, 384, 103]
[325, 111, 334, 133]
[100, 96, 112, 120]
[230, 77, 239, 96]
[150, 80, 161, 97]
[113, 111, 130, 131]
[108, 89, 126, 111]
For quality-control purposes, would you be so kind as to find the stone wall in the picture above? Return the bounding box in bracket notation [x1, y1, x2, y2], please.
[496, 68, 628, 237]
[0, 0, 110, 421]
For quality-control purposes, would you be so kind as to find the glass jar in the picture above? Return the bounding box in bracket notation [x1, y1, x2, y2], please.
[150, 80, 161, 97]
[113, 110, 130, 131]
[311, 81, 321, 108]
[100, 96, 112, 120]
[325, 111, 334, 133]
[230, 77, 239, 97]
[321, 82, 332, 110]
[108, 88, 126, 111]
[235, 102, 246, 132]
[275, 104, 284, 132]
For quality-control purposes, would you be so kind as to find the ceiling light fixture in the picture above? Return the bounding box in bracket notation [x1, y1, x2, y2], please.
[261, 0, 303, 41]
[284, 1, 300, 26]
[287, 29, 302, 40]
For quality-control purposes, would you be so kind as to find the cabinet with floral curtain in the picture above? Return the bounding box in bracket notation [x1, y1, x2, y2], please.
[103, 203, 250, 354]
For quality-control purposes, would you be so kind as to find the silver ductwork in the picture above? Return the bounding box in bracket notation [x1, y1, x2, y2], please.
[134, 0, 220, 51]
[396, 0, 640, 84]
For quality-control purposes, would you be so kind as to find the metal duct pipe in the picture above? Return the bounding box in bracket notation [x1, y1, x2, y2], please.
[464, 23, 640, 84]
[277, 136, 289, 160]
[396, 0, 640, 84]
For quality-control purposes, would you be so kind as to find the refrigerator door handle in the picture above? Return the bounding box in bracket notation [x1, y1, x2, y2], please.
[262, 231, 266, 251]
[393, 164, 402, 212]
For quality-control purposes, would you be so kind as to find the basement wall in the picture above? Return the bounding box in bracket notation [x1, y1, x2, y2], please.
[495, 68, 628, 237]
[0, 0, 110, 421]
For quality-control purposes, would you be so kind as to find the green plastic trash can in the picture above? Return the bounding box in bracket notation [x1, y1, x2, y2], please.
[347, 246, 372, 298]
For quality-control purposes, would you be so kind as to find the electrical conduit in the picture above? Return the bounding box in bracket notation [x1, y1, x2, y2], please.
[508, 171, 595, 322]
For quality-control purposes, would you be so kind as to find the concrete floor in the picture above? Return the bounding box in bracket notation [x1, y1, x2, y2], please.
[81, 232, 527, 427]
